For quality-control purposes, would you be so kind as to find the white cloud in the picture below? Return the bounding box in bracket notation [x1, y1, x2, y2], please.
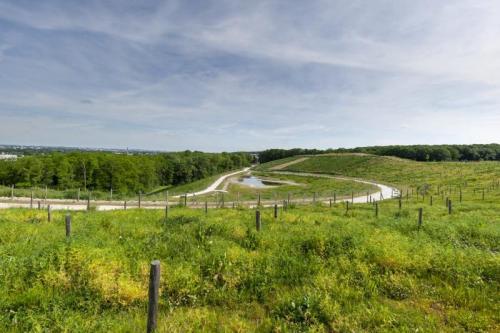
[0, 0, 499, 150]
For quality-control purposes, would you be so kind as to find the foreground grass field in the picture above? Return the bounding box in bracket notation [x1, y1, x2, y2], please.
[1, 189, 499, 332]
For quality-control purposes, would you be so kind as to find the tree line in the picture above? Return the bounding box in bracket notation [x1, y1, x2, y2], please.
[0, 151, 251, 194]
[259, 144, 500, 163]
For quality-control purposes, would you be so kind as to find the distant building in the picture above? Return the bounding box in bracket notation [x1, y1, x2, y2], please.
[0, 153, 17, 160]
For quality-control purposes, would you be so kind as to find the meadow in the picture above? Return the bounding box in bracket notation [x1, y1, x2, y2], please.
[0, 154, 499, 332]
[259, 154, 500, 191]
[193, 172, 379, 205]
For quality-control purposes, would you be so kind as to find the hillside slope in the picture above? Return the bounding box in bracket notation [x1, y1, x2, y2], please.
[260, 154, 500, 189]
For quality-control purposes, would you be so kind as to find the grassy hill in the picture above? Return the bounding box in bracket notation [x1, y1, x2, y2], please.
[1, 154, 499, 332]
[259, 153, 500, 190]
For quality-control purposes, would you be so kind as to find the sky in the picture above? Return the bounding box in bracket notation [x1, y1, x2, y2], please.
[0, 0, 499, 152]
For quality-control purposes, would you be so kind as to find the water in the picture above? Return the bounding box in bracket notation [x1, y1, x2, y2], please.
[238, 176, 280, 188]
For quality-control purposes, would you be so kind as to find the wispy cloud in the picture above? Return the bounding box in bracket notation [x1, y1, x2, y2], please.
[0, 0, 499, 151]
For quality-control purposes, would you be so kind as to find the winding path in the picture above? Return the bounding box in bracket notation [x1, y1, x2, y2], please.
[0, 166, 399, 211]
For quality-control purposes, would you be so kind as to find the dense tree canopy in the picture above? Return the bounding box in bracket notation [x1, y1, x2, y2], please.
[259, 144, 500, 163]
[0, 151, 251, 194]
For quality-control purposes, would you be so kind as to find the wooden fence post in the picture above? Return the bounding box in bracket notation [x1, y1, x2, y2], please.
[448, 200, 452, 215]
[221, 193, 224, 208]
[274, 204, 278, 219]
[77, 188, 80, 202]
[256, 210, 261, 231]
[87, 193, 91, 211]
[124, 201, 127, 210]
[257, 193, 261, 207]
[329, 198, 332, 208]
[375, 202, 378, 218]
[11, 185, 14, 199]
[47, 205, 51, 222]
[351, 191, 354, 203]
[418, 208, 423, 230]
[139, 192, 142, 208]
[333, 191, 336, 204]
[147, 260, 160, 333]
[65, 214, 71, 238]
[37, 201, 41, 210]
[30, 190, 33, 209]
[430, 195, 433, 206]
[398, 198, 402, 210]
[345, 201, 349, 214]
[482, 189, 485, 200]
[205, 200, 208, 214]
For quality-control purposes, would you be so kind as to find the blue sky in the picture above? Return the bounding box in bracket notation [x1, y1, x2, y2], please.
[0, 0, 499, 151]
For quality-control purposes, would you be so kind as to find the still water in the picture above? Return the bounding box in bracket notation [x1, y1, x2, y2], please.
[238, 176, 280, 188]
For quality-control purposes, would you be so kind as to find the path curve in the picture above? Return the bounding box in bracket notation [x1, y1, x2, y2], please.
[268, 171, 399, 204]
[0, 167, 400, 211]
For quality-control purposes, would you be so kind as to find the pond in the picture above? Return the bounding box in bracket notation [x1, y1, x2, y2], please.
[237, 176, 282, 188]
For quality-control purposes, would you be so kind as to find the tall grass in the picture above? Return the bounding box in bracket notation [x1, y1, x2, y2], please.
[1, 189, 498, 332]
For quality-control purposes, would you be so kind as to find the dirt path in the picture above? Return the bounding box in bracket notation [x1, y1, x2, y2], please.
[269, 157, 310, 170]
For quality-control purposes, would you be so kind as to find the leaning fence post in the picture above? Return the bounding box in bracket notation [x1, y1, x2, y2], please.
[418, 208, 423, 230]
[65, 214, 71, 238]
[256, 210, 261, 231]
[47, 205, 52, 222]
[147, 260, 160, 333]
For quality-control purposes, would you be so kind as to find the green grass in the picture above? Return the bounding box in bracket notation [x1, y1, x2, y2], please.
[214, 172, 379, 202]
[1, 190, 499, 332]
[260, 154, 500, 191]
[1, 155, 499, 332]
